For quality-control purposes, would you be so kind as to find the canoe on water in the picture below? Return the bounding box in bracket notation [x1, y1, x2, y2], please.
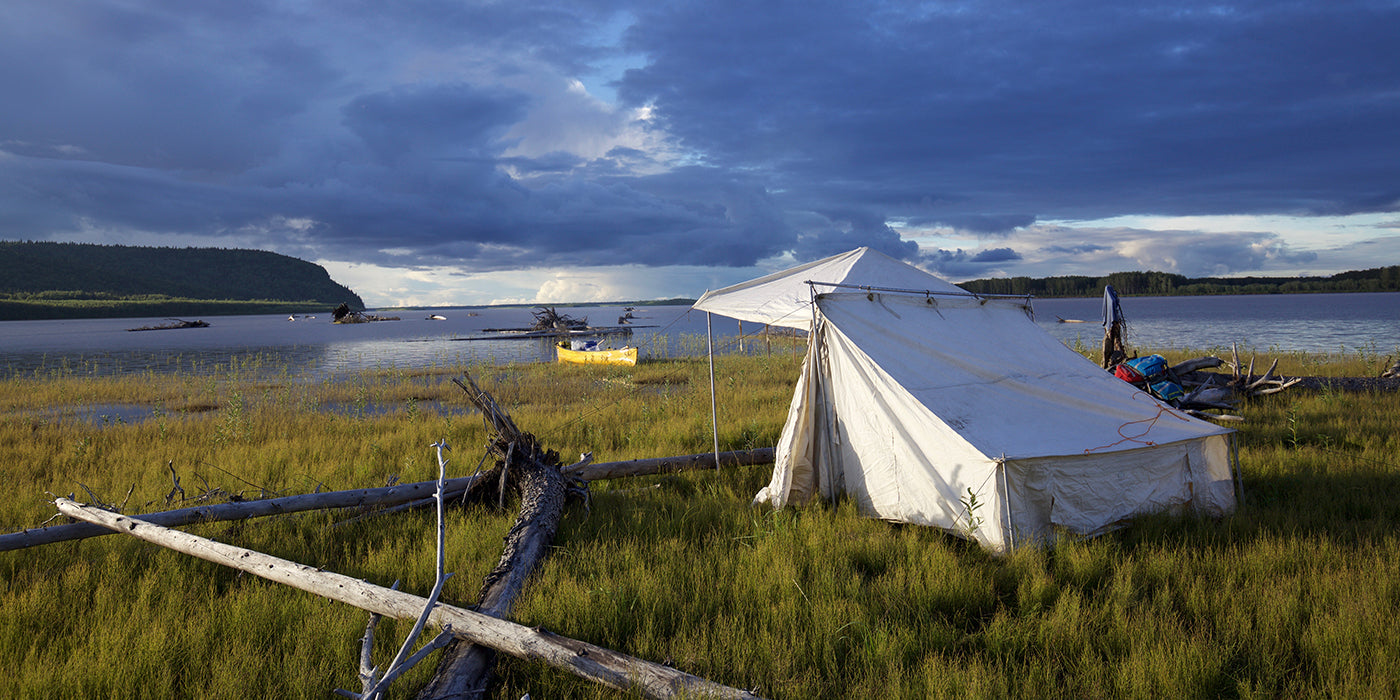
[556, 343, 638, 366]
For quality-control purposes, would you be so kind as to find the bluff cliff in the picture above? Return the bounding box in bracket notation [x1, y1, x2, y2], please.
[1, 241, 365, 319]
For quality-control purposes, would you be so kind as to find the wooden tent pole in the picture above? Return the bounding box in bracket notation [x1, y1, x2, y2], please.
[706, 311, 721, 470]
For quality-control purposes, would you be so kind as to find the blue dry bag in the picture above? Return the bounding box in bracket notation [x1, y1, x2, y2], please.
[1123, 354, 1168, 381]
[1149, 379, 1185, 403]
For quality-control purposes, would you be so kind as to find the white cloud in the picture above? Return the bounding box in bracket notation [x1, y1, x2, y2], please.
[930, 221, 1331, 281]
[1056, 213, 1400, 251]
[535, 275, 610, 303]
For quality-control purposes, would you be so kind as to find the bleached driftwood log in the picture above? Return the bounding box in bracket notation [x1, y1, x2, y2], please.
[1383, 358, 1400, 379]
[1226, 344, 1302, 396]
[1171, 350, 1301, 400]
[0, 476, 481, 552]
[568, 447, 775, 481]
[1169, 356, 1224, 375]
[54, 499, 762, 700]
[1150, 349, 1398, 420]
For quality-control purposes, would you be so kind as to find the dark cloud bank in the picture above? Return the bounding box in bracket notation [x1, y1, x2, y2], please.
[2, 0, 1397, 284]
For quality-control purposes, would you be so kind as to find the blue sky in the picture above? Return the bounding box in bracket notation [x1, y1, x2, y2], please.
[3, 0, 1398, 307]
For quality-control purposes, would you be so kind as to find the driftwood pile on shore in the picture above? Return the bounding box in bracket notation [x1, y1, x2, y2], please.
[1162, 348, 1299, 420]
[1097, 286, 1397, 421]
[1121, 343, 1400, 422]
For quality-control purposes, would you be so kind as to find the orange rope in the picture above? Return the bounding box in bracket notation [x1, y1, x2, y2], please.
[1084, 393, 1191, 453]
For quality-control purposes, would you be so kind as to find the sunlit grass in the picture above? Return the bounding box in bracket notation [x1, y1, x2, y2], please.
[4, 350, 1400, 698]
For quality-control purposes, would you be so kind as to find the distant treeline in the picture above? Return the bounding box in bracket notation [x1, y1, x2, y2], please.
[958, 266, 1400, 298]
[1, 241, 365, 320]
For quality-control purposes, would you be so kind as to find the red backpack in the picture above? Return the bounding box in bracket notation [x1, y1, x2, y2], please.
[1113, 363, 1146, 384]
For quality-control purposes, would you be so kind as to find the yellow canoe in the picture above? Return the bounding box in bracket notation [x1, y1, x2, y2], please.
[556, 344, 638, 366]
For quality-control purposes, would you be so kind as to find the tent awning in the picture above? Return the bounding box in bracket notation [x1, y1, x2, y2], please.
[692, 247, 978, 330]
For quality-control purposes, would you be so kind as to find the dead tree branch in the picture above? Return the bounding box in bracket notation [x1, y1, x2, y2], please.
[341, 440, 459, 700]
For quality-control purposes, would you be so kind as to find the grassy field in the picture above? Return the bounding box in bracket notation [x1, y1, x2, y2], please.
[2, 347, 1399, 699]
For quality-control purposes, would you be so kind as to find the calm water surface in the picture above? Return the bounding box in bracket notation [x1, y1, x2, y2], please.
[1034, 292, 1400, 355]
[2, 293, 1397, 378]
[0, 304, 743, 378]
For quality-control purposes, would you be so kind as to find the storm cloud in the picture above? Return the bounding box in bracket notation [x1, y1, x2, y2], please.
[2, 0, 1397, 304]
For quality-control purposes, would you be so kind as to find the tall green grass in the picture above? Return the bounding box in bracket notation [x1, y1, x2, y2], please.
[3, 350, 1400, 698]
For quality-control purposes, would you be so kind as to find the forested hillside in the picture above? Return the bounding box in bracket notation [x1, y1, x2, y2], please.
[959, 266, 1400, 297]
[1, 241, 365, 319]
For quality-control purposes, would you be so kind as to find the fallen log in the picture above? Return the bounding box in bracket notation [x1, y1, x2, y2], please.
[0, 476, 481, 552]
[1113, 349, 1307, 414]
[416, 373, 572, 699]
[1170, 356, 1224, 375]
[3, 449, 779, 552]
[54, 499, 763, 700]
[1287, 375, 1400, 392]
[569, 447, 775, 481]
[531, 305, 589, 331]
[333, 303, 401, 324]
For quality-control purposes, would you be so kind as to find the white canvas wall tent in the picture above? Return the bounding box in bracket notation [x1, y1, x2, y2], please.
[692, 247, 1238, 552]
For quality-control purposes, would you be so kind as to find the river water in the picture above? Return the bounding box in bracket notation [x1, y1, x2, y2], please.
[2, 292, 1397, 379]
[1034, 292, 1400, 356]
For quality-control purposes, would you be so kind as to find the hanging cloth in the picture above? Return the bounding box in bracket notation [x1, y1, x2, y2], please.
[1101, 285, 1127, 368]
